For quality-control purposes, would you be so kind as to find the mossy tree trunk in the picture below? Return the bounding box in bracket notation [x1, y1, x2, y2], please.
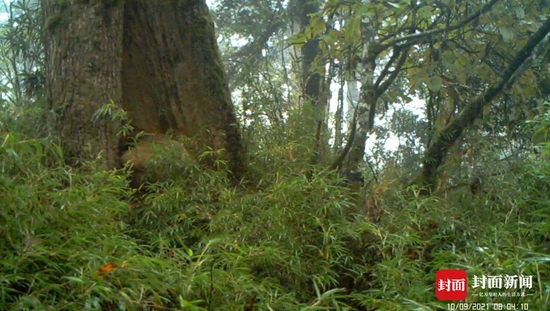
[42, 0, 245, 179]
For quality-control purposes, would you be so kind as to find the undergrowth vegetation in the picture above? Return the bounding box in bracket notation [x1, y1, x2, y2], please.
[1, 129, 549, 310]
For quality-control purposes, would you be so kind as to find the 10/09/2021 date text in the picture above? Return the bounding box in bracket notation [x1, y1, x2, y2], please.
[447, 303, 529, 310]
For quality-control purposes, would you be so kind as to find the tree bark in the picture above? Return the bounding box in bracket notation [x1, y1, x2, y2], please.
[417, 16, 550, 192]
[122, 0, 245, 179]
[42, 0, 245, 180]
[42, 0, 124, 168]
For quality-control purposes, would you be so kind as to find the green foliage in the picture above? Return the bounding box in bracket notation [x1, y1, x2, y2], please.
[1, 128, 550, 309]
[93, 100, 133, 137]
[353, 166, 550, 310]
[0, 0, 46, 137]
[129, 157, 365, 309]
[530, 104, 550, 146]
[0, 131, 362, 310]
[241, 101, 332, 183]
[0, 132, 132, 309]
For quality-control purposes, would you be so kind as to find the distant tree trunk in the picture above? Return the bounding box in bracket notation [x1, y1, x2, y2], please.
[297, 0, 321, 105]
[42, 0, 245, 179]
[294, 0, 325, 164]
[346, 80, 359, 125]
[347, 21, 377, 171]
[333, 66, 345, 151]
[346, 14, 410, 172]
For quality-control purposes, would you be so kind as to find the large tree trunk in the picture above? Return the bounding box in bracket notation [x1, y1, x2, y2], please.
[42, 0, 245, 180]
[121, 0, 245, 179]
[42, 0, 124, 168]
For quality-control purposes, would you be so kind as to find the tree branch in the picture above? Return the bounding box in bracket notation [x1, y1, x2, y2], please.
[417, 15, 550, 192]
[331, 104, 359, 170]
[376, 47, 408, 97]
[380, 0, 499, 50]
[374, 47, 401, 89]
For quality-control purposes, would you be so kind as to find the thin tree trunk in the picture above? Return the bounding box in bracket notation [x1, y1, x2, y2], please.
[348, 21, 377, 171]
[346, 79, 359, 125]
[294, 0, 325, 165]
[298, 0, 321, 105]
[333, 66, 345, 151]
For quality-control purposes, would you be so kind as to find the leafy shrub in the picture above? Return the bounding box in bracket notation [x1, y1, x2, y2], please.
[0, 132, 188, 310]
